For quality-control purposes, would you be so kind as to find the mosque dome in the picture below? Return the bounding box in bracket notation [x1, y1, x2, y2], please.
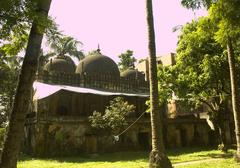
[75, 49, 120, 77]
[121, 69, 145, 81]
[43, 55, 76, 74]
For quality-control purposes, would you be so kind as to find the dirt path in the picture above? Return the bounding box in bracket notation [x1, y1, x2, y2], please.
[173, 158, 224, 167]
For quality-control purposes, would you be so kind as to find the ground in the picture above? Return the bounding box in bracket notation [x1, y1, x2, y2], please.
[18, 147, 240, 168]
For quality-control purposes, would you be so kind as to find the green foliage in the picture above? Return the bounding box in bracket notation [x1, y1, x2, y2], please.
[47, 34, 84, 61]
[0, 0, 59, 128]
[89, 97, 135, 135]
[0, 51, 21, 126]
[179, 0, 240, 108]
[165, 16, 235, 131]
[156, 16, 226, 111]
[157, 65, 176, 105]
[0, 0, 60, 60]
[209, 0, 240, 46]
[1, 23, 30, 56]
[145, 64, 175, 114]
[0, 0, 35, 39]
[118, 50, 136, 71]
[88, 112, 106, 130]
[181, 0, 240, 46]
[180, 0, 240, 152]
[175, 16, 229, 104]
[0, 0, 56, 40]
[181, 0, 214, 9]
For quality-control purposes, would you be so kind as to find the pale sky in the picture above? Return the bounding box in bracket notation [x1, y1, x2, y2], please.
[47, 0, 207, 62]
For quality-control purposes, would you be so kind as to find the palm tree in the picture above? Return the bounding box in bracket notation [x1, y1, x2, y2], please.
[0, 0, 52, 167]
[146, 0, 172, 167]
[47, 35, 84, 61]
[226, 37, 240, 161]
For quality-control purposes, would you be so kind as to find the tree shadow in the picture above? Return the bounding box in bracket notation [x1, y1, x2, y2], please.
[19, 151, 149, 163]
[167, 147, 214, 156]
[18, 147, 233, 164]
[197, 151, 234, 159]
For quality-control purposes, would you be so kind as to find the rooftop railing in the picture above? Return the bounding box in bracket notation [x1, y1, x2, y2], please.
[37, 72, 149, 94]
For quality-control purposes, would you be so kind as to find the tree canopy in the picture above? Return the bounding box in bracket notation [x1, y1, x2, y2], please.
[179, 0, 240, 155]
[46, 34, 84, 61]
[173, 16, 233, 149]
[118, 50, 136, 71]
[0, 55, 21, 126]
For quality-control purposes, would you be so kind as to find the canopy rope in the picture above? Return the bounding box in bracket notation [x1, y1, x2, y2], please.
[113, 111, 146, 141]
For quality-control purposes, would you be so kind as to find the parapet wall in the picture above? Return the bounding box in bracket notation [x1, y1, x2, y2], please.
[37, 72, 149, 93]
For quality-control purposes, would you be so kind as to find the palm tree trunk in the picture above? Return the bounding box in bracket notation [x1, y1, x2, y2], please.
[146, 0, 172, 167]
[227, 37, 240, 161]
[0, 1, 52, 168]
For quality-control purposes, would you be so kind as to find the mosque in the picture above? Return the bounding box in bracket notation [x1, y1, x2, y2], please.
[24, 48, 212, 156]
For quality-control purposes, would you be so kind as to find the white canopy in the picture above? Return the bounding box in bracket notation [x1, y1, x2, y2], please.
[33, 82, 149, 100]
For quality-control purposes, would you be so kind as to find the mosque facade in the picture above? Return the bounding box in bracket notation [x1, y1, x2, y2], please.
[24, 49, 212, 156]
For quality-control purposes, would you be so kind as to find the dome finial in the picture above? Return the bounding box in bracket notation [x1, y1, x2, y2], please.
[97, 44, 101, 53]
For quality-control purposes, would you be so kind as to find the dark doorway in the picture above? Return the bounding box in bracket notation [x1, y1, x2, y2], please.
[26, 127, 32, 153]
[138, 132, 149, 150]
[57, 105, 68, 115]
[180, 129, 187, 147]
[208, 130, 217, 146]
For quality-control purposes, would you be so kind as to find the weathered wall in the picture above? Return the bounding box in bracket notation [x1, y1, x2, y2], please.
[25, 91, 212, 156]
[24, 118, 212, 156]
[166, 119, 211, 148]
[25, 119, 151, 156]
[38, 90, 148, 118]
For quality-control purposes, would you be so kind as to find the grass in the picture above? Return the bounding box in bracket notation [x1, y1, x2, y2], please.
[168, 147, 234, 163]
[176, 158, 239, 168]
[17, 147, 240, 168]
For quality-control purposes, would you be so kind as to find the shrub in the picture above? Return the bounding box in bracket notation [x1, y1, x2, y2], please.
[89, 97, 135, 135]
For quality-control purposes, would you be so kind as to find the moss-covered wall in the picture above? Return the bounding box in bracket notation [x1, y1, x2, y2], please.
[24, 118, 212, 156]
[33, 121, 88, 156]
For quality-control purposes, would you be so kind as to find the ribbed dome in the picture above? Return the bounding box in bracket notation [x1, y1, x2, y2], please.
[121, 69, 145, 81]
[44, 55, 76, 74]
[75, 51, 120, 77]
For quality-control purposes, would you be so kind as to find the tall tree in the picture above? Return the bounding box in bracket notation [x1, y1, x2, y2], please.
[174, 17, 232, 150]
[146, 0, 172, 167]
[226, 36, 240, 159]
[210, 1, 240, 160]
[0, 0, 52, 167]
[181, 0, 240, 161]
[118, 50, 136, 71]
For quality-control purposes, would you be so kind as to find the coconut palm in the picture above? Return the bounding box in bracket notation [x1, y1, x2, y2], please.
[146, 0, 172, 168]
[47, 35, 84, 61]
